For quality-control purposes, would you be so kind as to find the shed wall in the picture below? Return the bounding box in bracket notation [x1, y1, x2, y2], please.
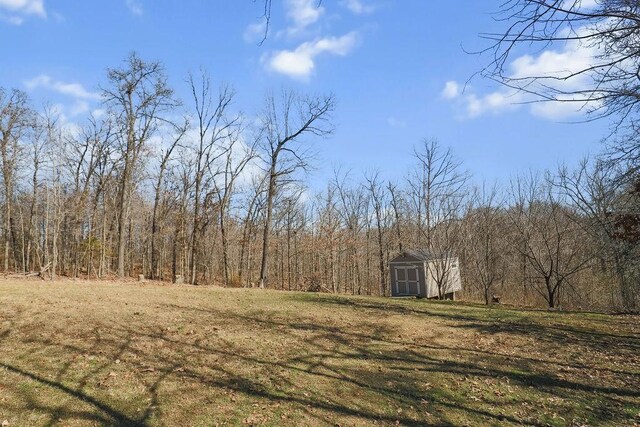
[389, 262, 426, 297]
[424, 257, 462, 298]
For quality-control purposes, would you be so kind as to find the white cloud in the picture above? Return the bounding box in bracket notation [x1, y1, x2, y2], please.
[92, 108, 106, 119]
[529, 99, 584, 120]
[25, 75, 101, 101]
[285, 0, 324, 35]
[265, 32, 358, 80]
[47, 100, 90, 119]
[464, 90, 523, 118]
[340, 0, 376, 15]
[268, 50, 315, 79]
[68, 100, 90, 116]
[0, 0, 45, 24]
[509, 49, 594, 83]
[444, 27, 600, 120]
[125, 0, 143, 16]
[0, 0, 45, 16]
[441, 81, 460, 100]
[574, 0, 598, 10]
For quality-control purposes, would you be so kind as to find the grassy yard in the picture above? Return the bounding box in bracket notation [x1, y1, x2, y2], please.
[0, 279, 638, 426]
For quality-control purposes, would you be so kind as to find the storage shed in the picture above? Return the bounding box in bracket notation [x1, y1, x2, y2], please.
[389, 250, 462, 299]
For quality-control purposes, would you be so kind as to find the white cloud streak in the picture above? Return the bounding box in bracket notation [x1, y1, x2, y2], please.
[125, 0, 143, 16]
[25, 75, 101, 101]
[341, 0, 376, 15]
[0, 0, 45, 24]
[441, 81, 460, 100]
[443, 28, 599, 120]
[265, 32, 358, 80]
[0, 0, 44, 16]
[285, 0, 324, 35]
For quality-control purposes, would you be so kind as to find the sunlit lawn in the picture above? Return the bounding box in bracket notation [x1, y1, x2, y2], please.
[0, 279, 638, 426]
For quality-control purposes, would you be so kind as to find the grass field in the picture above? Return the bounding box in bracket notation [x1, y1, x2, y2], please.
[0, 279, 638, 426]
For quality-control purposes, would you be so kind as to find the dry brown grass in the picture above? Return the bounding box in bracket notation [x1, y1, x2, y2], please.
[0, 278, 638, 426]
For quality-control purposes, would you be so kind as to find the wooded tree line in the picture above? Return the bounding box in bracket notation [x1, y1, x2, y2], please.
[0, 53, 638, 312]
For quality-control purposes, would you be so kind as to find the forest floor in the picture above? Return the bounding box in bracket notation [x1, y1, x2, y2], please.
[0, 279, 638, 427]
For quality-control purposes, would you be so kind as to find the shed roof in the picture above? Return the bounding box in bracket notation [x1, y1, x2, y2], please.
[390, 249, 459, 263]
[391, 249, 437, 262]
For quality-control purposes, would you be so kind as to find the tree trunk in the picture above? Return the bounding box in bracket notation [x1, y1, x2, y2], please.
[259, 166, 276, 289]
[220, 212, 230, 287]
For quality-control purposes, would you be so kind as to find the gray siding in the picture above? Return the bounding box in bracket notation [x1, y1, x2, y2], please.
[389, 261, 426, 297]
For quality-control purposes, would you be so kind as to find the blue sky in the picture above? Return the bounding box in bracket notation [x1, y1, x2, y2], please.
[0, 0, 609, 189]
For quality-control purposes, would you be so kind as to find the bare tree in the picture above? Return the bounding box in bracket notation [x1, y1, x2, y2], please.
[556, 158, 639, 311]
[238, 172, 267, 287]
[25, 110, 49, 274]
[387, 182, 404, 254]
[314, 183, 340, 293]
[150, 120, 188, 279]
[409, 139, 468, 299]
[269, 184, 306, 290]
[45, 118, 65, 279]
[484, 0, 640, 171]
[214, 133, 256, 287]
[408, 139, 467, 246]
[464, 183, 506, 304]
[102, 52, 178, 278]
[365, 171, 390, 296]
[257, 90, 334, 289]
[63, 115, 114, 278]
[187, 71, 239, 285]
[334, 170, 368, 295]
[166, 152, 195, 283]
[508, 172, 593, 308]
[0, 88, 32, 273]
[478, 1, 640, 309]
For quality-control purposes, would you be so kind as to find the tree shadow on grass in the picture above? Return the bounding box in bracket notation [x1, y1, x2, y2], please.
[293, 294, 640, 351]
[0, 295, 638, 426]
[140, 308, 639, 425]
[0, 363, 145, 427]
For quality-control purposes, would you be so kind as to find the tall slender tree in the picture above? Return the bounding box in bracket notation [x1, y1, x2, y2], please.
[187, 71, 239, 285]
[0, 88, 32, 273]
[257, 90, 334, 289]
[102, 52, 178, 278]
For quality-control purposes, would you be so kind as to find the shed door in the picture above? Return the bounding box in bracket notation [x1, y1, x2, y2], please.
[394, 266, 421, 295]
